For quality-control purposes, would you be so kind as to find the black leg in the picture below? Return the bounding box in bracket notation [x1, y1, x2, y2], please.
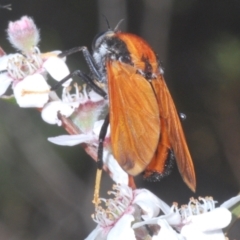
[51, 70, 107, 99]
[97, 113, 110, 169]
[58, 46, 103, 81]
[92, 113, 110, 206]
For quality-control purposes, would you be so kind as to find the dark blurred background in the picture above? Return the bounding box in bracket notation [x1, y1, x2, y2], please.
[0, 0, 239, 239]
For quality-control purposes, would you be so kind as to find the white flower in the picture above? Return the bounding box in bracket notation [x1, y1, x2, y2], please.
[85, 184, 162, 240]
[87, 184, 238, 240]
[41, 100, 76, 125]
[133, 196, 233, 240]
[41, 84, 81, 125]
[42, 84, 103, 126]
[45, 83, 107, 145]
[0, 16, 71, 108]
[42, 83, 108, 141]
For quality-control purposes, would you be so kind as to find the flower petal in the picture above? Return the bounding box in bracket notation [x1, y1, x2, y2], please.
[107, 214, 136, 240]
[220, 194, 240, 209]
[103, 150, 128, 185]
[13, 74, 50, 108]
[133, 188, 176, 222]
[181, 225, 225, 240]
[184, 207, 231, 232]
[43, 57, 72, 86]
[85, 225, 104, 240]
[0, 55, 10, 71]
[48, 133, 95, 146]
[153, 219, 184, 240]
[133, 189, 161, 220]
[0, 73, 12, 95]
[41, 101, 76, 125]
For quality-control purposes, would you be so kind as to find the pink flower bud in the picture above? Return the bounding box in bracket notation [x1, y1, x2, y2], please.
[7, 16, 40, 53]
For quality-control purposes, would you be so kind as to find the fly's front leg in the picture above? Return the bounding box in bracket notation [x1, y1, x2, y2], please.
[51, 70, 107, 98]
[58, 46, 103, 82]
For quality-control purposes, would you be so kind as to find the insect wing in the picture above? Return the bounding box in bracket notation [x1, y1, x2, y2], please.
[107, 60, 160, 176]
[152, 75, 196, 191]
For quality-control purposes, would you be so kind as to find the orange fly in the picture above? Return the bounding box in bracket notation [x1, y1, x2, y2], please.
[55, 28, 196, 198]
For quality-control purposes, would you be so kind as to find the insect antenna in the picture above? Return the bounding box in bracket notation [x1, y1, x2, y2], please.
[101, 14, 111, 30]
[114, 19, 124, 32]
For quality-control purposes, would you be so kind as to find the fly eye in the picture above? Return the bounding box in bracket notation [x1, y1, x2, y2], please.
[92, 30, 113, 51]
[92, 31, 106, 51]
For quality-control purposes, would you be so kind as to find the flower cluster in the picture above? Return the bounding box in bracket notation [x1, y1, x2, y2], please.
[0, 16, 71, 108]
[86, 184, 236, 240]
